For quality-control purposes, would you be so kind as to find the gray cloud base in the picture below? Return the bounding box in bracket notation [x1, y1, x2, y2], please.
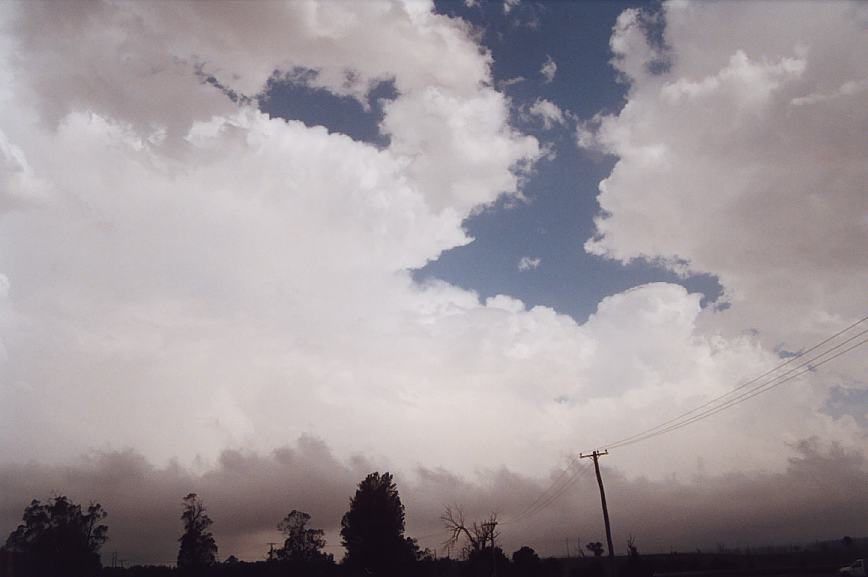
[1, 437, 865, 564]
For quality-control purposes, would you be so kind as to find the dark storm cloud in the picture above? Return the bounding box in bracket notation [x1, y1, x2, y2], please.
[1, 438, 865, 564]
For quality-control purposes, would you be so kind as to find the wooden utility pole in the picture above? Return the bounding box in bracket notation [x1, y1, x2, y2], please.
[581, 450, 617, 577]
[484, 520, 499, 577]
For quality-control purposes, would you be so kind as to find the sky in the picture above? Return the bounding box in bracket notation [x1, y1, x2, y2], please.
[0, 0, 866, 564]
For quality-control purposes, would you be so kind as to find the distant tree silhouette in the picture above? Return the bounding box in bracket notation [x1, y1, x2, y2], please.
[627, 534, 639, 559]
[276, 509, 334, 572]
[623, 535, 652, 577]
[441, 508, 506, 577]
[340, 472, 417, 576]
[441, 507, 498, 558]
[464, 545, 509, 577]
[581, 542, 607, 577]
[512, 546, 540, 577]
[2, 495, 108, 577]
[177, 493, 217, 574]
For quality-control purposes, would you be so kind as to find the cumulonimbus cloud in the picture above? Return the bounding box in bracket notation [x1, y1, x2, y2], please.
[0, 0, 863, 540]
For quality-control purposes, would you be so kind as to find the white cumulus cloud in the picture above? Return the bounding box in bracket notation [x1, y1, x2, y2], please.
[541, 55, 557, 83]
[527, 98, 566, 129]
[518, 256, 541, 271]
[582, 1, 868, 361]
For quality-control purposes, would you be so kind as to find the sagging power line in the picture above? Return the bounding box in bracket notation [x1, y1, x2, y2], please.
[598, 320, 868, 451]
[500, 314, 868, 531]
[502, 461, 594, 526]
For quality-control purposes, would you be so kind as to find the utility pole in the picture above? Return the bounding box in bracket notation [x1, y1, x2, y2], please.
[267, 542, 279, 562]
[483, 520, 498, 577]
[581, 450, 617, 577]
[110, 552, 126, 568]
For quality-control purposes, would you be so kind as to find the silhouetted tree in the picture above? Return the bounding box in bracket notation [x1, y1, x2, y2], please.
[512, 546, 540, 577]
[177, 493, 217, 574]
[3, 495, 108, 577]
[441, 508, 506, 577]
[580, 542, 607, 577]
[441, 507, 498, 558]
[277, 510, 331, 564]
[627, 535, 639, 559]
[340, 472, 417, 576]
[464, 546, 509, 577]
[623, 535, 652, 577]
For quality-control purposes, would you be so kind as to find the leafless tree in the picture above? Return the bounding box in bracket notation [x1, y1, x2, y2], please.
[440, 506, 499, 558]
[627, 534, 639, 558]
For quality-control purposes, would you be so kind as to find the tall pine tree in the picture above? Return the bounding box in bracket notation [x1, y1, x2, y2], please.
[340, 472, 418, 576]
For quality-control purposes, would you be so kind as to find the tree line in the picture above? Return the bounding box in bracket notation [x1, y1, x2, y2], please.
[1, 471, 650, 577]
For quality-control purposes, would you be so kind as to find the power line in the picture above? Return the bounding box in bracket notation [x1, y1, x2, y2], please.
[500, 314, 867, 529]
[503, 461, 594, 526]
[502, 467, 581, 525]
[502, 455, 581, 523]
[594, 315, 868, 451]
[603, 328, 867, 450]
[607, 335, 868, 449]
[510, 464, 591, 524]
